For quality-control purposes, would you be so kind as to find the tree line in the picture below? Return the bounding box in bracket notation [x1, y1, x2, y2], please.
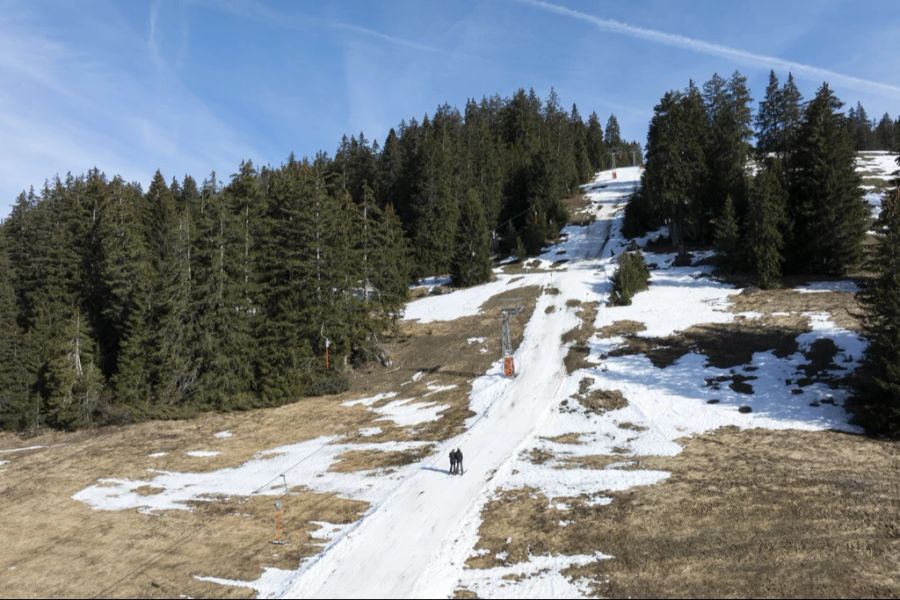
[626, 70, 870, 283]
[0, 88, 638, 431]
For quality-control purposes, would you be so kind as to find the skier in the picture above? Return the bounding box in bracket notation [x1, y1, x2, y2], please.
[456, 448, 464, 475]
[449, 449, 456, 475]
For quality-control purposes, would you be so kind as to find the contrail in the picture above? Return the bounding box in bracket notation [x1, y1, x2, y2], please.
[518, 0, 900, 99]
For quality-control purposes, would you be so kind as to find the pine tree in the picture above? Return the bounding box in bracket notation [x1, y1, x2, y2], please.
[787, 84, 867, 275]
[144, 172, 196, 405]
[42, 309, 104, 428]
[778, 73, 803, 154]
[604, 114, 622, 147]
[859, 158, 900, 433]
[642, 86, 708, 253]
[703, 72, 753, 232]
[755, 71, 782, 155]
[848, 102, 874, 151]
[714, 196, 741, 273]
[451, 188, 492, 287]
[745, 160, 787, 288]
[586, 111, 605, 170]
[96, 177, 154, 412]
[874, 113, 895, 151]
[0, 228, 29, 430]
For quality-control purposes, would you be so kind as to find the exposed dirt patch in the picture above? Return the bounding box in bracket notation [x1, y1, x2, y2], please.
[729, 285, 863, 332]
[563, 193, 592, 223]
[469, 428, 900, 598]
[596, 319, 646, 338]
[609, 315, 808, 369]
[576, 388, 628, 414]
[329, 445, 435, 473]
[562, 301, 600, 374]
[542, 433, 584, 445]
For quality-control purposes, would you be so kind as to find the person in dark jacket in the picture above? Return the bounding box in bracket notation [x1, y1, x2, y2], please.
[456, 448, 463, 475]
[449, 449, 457, 474]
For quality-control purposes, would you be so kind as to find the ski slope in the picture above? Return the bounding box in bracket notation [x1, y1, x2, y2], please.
[261, 169, 639, 598]
[75, 164, 862, 597]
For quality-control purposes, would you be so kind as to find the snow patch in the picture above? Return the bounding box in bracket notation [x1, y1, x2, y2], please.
[342, 391, 398, 408]
[374, 398, 449, 427]
[74, 437, 430, 513]
[0, 445, 45, 454]
[185, 450, 221, 458]
[457, 553, 609, 599]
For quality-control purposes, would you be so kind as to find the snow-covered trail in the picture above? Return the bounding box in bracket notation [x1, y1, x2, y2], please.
[277, 169, 639, 598]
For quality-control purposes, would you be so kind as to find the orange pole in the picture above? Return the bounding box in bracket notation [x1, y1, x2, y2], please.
[325, 346, 330, 370]
[275, 510, 282, 543]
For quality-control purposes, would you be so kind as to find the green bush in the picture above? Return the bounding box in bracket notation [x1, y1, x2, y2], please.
[609, 251, 650, 306]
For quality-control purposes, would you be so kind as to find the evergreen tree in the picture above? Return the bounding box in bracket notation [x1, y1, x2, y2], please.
[787, 84, 867, 275]
[874, 113, 895, 150]
[642, 87, 708, 253]
[703, 71, 753, 231]
[755, 71, 782, 155]
[451, 188, 492, 287]
[604, 114, 622, 147]
[859, 158, 900, 433]
[714, 196, 741, 273]
[745, 160, 787, 288]
[144, 172, 196, 405]
[848, 102, 874, 151]
[586, 111, 605, 170]
[0, 229, 29, 430]
[778, 73, 803, 154]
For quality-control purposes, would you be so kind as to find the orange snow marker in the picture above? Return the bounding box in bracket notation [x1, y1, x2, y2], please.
[612, 170, 618, 179]
[500, 306, 523, 378]
[271, 499, 289, 545]
[504, 355, 515, 377]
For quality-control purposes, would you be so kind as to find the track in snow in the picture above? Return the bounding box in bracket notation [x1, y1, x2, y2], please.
[275, 169, 639, 598]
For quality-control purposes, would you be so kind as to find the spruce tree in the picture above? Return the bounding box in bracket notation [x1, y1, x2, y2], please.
[714, 196, 741, 273]
[144, 172, 195, 405]
[586, 111, 605, 170]
[787, 84, 867, 275]
[604, 114, 622, 147]
[0, 228, 29, 430]
[755, 71, 782, 155]
[745, 161, 787, 288]
[874, 113, 895, 151]
[859, 159, 900, 433]
[778, 73, 803, 154]
[451, 188, 492, 287]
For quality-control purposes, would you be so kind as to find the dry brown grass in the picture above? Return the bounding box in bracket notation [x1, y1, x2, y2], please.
[0, 284, 542, 598]
[561, 301, 600, 374]
[596, 319, 646, 338]
[730, 285, 863, 331]
[329, 445, 435, 473]
[469, 428, 900, 598]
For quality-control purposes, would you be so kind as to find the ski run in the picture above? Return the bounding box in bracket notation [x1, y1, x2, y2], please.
[73, 162, 877, 598]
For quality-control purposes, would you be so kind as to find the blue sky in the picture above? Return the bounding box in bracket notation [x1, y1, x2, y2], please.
[2, 0, 898, 216]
